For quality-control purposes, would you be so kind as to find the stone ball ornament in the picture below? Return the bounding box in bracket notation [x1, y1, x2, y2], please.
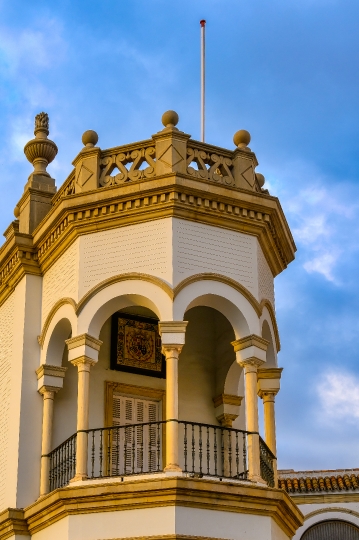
[13, 205, 20, 218]
[82, 130, 99, 148]
[162, 110, 179, 129]
[23, 112, 58, 175]
[256, 173, 265, 188]
[233, 129, 251, 149]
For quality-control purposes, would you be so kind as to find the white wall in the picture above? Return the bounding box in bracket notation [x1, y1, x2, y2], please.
[42, 239, 79, 323]
[31, 504, 290, 540]
[257, 241, 275, 307]
[0, 292, 15, 510]
[173, 218, 258, 297]
[293, 500, 359, 539]
[79, 218, 173, 297]
[0, 276, 43, 511]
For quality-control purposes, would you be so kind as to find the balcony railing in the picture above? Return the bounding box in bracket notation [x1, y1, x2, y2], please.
[47, 421, 275, 491]
[48, 432, 77, 491]
[259, 435, 275, 488]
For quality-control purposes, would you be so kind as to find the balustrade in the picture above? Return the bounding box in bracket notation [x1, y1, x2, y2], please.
[47, 420, 275, 490]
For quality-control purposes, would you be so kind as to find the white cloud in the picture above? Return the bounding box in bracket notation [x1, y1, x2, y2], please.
[266, 160, 359, 284]
[303, 250, 340, 283]
[0, 18, 66, 76]
[317, 370, 359, 423]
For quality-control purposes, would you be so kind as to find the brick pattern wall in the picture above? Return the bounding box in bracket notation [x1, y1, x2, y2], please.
[80, 219, 172, 296]
[0, 293, 14, 508]
[42, 240, 78, 322]
[173, 219, 257, 295]
[257, 244, 275, 306]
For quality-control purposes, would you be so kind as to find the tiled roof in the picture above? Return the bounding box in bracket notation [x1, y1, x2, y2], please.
[278, 469, 359, 494]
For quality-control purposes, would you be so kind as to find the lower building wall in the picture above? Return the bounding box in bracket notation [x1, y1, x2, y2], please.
[293, 499, 359, 539]
[31, 506, 286, 540]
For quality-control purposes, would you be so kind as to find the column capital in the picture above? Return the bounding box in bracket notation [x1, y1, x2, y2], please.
[38, 386, 59, 397]
[213, 394, 243, 427]
[36, 364, 67, 393]
[259, 390, 279, 401]
[257, 367, 283, 397]
[66, 333, 102, 365]
[232, 334, 268, 367]
[158, 321, 188, 348]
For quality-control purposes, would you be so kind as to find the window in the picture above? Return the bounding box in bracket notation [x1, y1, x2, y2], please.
[301, 520, 359, 540]
[105, 382, 165, 475]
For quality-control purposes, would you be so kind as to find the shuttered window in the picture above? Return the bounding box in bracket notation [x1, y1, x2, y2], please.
[301, 520, 359, 540]
[111, 394, 160, 474]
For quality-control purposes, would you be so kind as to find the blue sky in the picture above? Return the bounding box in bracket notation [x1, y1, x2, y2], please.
[1, 0, 358, 471]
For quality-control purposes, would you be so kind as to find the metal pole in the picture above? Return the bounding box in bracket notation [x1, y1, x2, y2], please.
[200, 20, 206, 142]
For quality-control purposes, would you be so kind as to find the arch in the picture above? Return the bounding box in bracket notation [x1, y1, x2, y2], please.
[301, 519, 359, 540]
[174, 279, 259, 339]
[77, 279, 173, 339]
[260, 300, 281, 352]
[295, 508, 359, 540]
[262, 319, 277, 367]
[76, 273, 173, 314]
[40, 301, 77, 365]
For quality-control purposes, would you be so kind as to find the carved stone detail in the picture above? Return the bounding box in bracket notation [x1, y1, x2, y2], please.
[99, 146, 156, 186]
[186, 147, 235, 187]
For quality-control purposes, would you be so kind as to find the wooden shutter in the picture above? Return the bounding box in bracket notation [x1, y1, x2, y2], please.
[112, 394, 160, 474]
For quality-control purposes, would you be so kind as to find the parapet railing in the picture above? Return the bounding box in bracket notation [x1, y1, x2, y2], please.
[47, 420, 275, 490]
[51, 132, 262, 207]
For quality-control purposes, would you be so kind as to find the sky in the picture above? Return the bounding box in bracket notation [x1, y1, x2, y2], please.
[0, 0, 358, 471]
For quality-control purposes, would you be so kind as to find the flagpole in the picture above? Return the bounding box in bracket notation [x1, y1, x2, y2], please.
[200, 19, 206, 142]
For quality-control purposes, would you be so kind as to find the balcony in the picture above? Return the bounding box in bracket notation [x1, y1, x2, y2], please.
[47, 420, 275, 492]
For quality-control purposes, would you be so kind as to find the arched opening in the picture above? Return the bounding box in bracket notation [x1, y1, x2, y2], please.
[301, 520, 359, 540]
[179, 305, 245, 429]
[45, 318, 78, 448]
[89, 304, 166, 431]
[262, 319, 276, 367]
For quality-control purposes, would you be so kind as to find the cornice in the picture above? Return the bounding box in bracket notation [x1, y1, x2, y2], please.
[0, 174, 295, 310]
[0, 508, 28, 540]
[23, 476, 303, 537]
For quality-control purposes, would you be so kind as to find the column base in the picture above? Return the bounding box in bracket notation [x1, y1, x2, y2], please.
[164, 464, 182, 472]
[248, 473, 267, 485]
[70, 474, 88, 482]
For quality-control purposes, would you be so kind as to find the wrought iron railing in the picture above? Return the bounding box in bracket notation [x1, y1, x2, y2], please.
[48, 432, 77, 491]
[259, 435, 276, 488]
[87, 421, 164, 478]
[47, 422, 276, 490]
[178, 421, 248, 479]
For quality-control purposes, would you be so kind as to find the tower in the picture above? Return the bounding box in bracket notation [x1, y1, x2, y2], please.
[0, 111, 302, 539]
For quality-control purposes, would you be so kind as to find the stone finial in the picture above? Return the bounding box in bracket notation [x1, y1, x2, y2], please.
[82, 130, 99, 148]
[35, 112, 49, 135]
[24, 112, 58, 176]
[161, 110, 179, 130]
[256, 173, 265, 187]
[233, 129, 251, 150]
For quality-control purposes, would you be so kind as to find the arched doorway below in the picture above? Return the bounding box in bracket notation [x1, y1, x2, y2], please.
[301, 520, 359, 540]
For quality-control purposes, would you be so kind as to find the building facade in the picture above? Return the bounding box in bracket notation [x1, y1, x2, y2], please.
[0, 109, 333, 539]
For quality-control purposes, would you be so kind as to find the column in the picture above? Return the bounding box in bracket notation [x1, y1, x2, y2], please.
[213, 394, 243, 477]
[232, 335, 268, 483]
[36, 365, 67, 496]
[66, 334, 102, 481]
[258, 367, 282, 487]
[158, 321, 187, 472]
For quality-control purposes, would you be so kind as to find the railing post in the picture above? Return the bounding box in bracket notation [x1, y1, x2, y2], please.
[72, 132, 101, 193]
[158, 321, 187, 472]
[232, 335, 268, 483]
[258, 367, 282, 487]
[36, 365, 67, 496]
[152, 111, 190, 177]
[66, 334, 102, 481]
